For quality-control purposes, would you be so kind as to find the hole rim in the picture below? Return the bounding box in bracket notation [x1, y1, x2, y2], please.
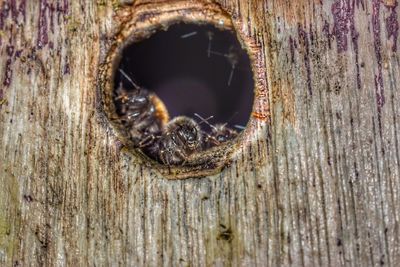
[98, 2, 268, 179]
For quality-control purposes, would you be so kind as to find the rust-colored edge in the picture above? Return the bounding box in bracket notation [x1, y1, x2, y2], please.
[97, 1, 268, 180]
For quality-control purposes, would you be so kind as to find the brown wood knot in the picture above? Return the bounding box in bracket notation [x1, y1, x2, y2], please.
[98, 1, 269, 179]
[217, 224, 234, 242]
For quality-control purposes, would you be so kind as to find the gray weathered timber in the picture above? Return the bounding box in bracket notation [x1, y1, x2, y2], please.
[0, 0, 399, 266]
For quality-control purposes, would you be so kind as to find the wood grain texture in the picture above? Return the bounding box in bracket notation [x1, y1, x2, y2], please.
[0, 0, 399, 266]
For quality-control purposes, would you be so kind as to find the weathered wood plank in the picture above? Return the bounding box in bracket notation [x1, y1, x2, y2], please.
[0, 0, 399, 266]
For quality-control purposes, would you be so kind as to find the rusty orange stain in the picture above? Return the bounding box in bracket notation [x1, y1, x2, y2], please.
[252, 112, 270, 122]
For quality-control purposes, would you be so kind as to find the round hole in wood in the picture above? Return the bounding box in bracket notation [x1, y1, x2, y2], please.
[99, 2, 268, 179]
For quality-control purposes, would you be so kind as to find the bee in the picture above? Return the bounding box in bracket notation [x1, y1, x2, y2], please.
[114, 69, 169, 147]
[148, 116, 202, 165]
[194, 113, 239, 149]
[205, 123, 238, 148]
[113, 70, 241, 166]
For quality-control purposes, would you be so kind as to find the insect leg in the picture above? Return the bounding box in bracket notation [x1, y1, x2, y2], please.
[207, 31, 214, 58]
[138, 134, 156, 148]
[174, 148, 187, 166]
[181, 31, 197, 38]
[227, 63, 236, 86]
[159, 149, 169, 165]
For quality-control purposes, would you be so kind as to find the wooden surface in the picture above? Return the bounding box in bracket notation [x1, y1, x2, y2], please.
[0, 0, 399, 266]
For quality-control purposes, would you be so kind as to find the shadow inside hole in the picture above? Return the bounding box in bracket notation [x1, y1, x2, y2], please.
[115, 23, 254, 131]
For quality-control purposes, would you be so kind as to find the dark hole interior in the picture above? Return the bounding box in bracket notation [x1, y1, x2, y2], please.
[114, 23, 254, 132]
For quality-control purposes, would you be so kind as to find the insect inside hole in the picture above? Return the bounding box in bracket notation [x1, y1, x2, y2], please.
[114, 70, 204, 166]
[194, 113, 239, 149]
[113, 69, 169, 148]
[145, 116, 203, 165]
[113, 70, 242, 166]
